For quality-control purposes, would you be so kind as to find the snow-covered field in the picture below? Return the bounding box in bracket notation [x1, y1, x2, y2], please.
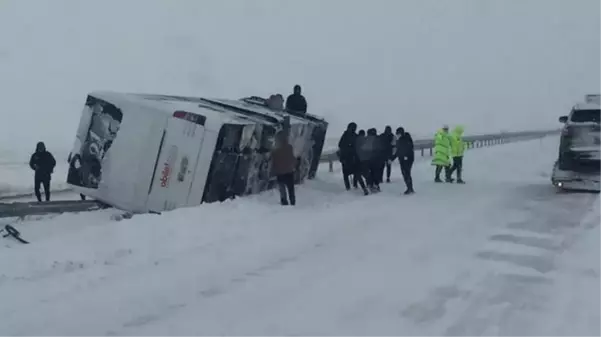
[0, 136, 599, 335]
[0, 163, 71, 200]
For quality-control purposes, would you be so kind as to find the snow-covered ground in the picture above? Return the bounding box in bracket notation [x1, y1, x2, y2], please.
[0, 136, 599, 335]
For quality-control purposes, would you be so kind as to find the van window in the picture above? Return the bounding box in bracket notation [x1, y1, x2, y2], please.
[571, 109, 600, 123]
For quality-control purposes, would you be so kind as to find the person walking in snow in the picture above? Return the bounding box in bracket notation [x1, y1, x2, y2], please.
[358, 128, 381, 192]
[271, 131, 297, 205]
[431, 125, 452, 183]
[380, 125, 395, 183]
[338, 123, 368, 194]
[352, 129, 367, 189]
[338, 122, 357, 190]
[285, 84, 307, 114]
[29, 141, 56, 202]
[448, 125, 467, 184]
[396, 127, 415, 194]
[373, 128, 389, 186]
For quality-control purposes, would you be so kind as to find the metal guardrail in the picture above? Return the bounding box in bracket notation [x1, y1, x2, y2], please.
[320, 129, 560, 172]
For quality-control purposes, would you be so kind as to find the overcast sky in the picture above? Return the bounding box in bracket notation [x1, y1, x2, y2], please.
[0, 0, 598, 157]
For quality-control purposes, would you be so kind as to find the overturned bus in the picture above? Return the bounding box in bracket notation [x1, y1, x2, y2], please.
[66, 92, 328, 213]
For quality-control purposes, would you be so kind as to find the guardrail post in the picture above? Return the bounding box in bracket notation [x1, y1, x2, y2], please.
[429, 147, 433, 156]
[421, 149, 424, 156]
[328, 159, 333, 172]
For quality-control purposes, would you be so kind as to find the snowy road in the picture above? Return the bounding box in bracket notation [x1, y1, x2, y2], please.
[0, 137, 599, 335]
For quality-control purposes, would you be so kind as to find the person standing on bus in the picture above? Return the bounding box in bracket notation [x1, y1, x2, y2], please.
[285, 84, 307, 114]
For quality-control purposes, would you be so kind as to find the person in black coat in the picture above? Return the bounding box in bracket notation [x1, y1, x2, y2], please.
[395, 127, 415, 194]
[285, 84, 307, 114]
[29, 141, 56, 202]
[380, 125, 395, 183]
[338, 123, 367, 194]
[361, 128, 382, 192]
[352, 129, 366, 189]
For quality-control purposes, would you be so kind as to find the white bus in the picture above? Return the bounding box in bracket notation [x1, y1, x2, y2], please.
[66, 92, 328, 213]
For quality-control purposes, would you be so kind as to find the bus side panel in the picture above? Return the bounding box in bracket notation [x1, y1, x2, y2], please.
[146, 117, 205, 212]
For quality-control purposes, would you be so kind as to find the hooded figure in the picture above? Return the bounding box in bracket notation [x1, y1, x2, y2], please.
[448, 125, 466, 183]
[29, 141, 56, 202]
[431, 125, 452, 182]
[285, 85, 307, 114]
[271, 131, 297, 205]
[338, 123, 368, 194]
[396, 127, 415, 194]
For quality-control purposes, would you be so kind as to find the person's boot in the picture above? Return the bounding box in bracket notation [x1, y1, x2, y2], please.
[445, 167, 454, 183]
[363, 188, 369, 196]
[280, 199, 289, 206]
[386, 178, 391, 183]
[434, 166, 443, 182]
[457, 171, 465, 184]
[403, 189, 414, 195]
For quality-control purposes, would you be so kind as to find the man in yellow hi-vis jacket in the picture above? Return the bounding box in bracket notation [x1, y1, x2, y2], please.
[431, 125, 452, 183]
[448, 125, 467, 184]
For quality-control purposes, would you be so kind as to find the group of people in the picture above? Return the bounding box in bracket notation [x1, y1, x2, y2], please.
[337, 123, 416, 195]
[335, 123, 467, 196]
[432, 124, 466, 184]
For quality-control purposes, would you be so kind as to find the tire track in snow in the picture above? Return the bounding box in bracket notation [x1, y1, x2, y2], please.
[398, 183, 599, 335]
